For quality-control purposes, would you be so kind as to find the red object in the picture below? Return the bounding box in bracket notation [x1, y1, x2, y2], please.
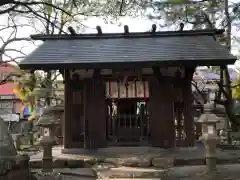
[0, 63, 17, 95]
[0, 82, 15, 95]
[0, 63, 22, 114]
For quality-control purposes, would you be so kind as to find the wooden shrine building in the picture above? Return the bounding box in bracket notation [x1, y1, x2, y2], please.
[19, 26, 236, 149]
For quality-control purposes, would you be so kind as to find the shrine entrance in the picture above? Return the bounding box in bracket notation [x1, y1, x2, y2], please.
[106, 80, 150, 145]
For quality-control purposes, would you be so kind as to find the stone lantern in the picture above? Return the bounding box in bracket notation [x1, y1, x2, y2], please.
[34, 106, 61, 180]
[198, 104, 220, 173]
[0, 117, 30, 180]
[48, 103, 64, 144]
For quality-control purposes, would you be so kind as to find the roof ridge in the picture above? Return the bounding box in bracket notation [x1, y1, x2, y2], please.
[31, 29, 224, 41]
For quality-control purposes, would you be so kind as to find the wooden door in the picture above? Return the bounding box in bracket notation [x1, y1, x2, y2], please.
[85, 78, 107, 148]
[115, 99, 141, 141]
[148, 77, 175, 148]
[71, 87, 85, 148]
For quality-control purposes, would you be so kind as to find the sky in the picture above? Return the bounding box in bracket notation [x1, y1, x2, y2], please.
[1, 16, 160, 62]
[1, 4, 240, 69]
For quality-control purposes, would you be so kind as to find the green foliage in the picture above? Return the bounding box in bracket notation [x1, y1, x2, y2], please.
[147, 0, 240, 30]
[43, 0, 53, 17]
[232, 76, 240, 100]
[14, 69, 58, 111]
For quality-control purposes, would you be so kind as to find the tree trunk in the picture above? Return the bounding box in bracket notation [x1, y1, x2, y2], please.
[223, 0, 238, 136]
[45, 71, 52, 106]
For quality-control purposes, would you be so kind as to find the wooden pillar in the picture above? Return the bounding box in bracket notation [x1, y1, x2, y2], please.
[63, 70, 72, 149]
[71, 79, 85, 148]
[149, 77, 175, 148]
[85, 76, 107, 149]
[183, 67, 195, 146]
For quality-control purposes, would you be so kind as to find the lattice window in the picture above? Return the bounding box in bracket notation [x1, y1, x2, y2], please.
[174, 102, 186, 146]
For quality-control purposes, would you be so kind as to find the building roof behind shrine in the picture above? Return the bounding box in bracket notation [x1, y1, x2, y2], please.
[19, 27, 236, 69]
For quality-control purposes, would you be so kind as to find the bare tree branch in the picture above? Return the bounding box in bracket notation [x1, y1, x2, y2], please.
[0, 37, 32, 53]
[0, 0, 72, 16]
[191, 80, 206, 103]
[4, 48, 27, 56]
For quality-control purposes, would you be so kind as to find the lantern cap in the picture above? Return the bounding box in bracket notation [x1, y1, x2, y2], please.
[43, 104, 64, 114]
[35, 113, 60, 127]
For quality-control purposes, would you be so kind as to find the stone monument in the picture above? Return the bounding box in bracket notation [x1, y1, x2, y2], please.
[0, 117, 31, 180]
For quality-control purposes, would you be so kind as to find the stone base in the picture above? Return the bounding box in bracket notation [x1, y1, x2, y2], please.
[216, 144, 240, 150]
[30, 159, 85, 168]
[61, 148, 85, 154]
[30, 155, 240, 169]
[103, 157, 152, 167]
[152, 158, 175, 168]
[31, 146, 240, 169]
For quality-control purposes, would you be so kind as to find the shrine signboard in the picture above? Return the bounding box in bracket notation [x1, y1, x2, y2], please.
[106, 81, 149, 99]
[0, 114, 19, 122]
[0, 95, 15, 100]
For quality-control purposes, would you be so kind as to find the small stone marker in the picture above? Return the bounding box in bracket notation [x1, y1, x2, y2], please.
[0, 117, 30, 180]
[12, 134, 21, 151]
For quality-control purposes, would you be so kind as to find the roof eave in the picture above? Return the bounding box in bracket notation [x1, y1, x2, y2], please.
[19, 58, 236, 71]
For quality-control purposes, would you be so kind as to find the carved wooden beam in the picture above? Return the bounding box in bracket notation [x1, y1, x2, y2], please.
[152, 67, 162, 84]
[184, 67, 196, 81]
[93, 68, 105, 87]
[64, 70, 70, 80]
[63, 70, 70, 85]
[93, 69, 101, 79]
[59, 69, 64, 79]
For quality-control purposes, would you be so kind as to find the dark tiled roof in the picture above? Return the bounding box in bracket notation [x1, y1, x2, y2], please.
[19, 29, 236, 69]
